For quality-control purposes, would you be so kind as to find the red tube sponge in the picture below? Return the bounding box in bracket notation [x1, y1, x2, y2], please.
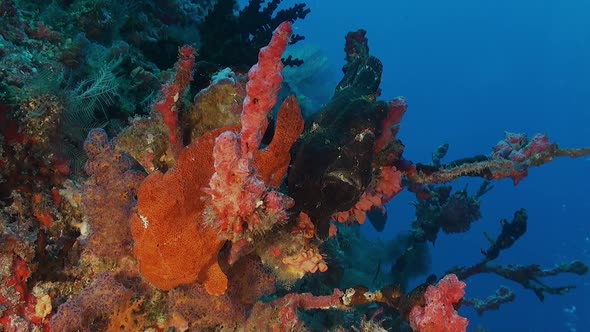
[154, 45, 196, 158]
[240, 21, 292, 157]
[206, 22, 298, 243]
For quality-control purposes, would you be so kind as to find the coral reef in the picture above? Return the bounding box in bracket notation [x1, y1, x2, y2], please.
[0, 1, 588, 331]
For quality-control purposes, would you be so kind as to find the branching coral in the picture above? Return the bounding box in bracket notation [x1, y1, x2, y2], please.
[410, 181, 492, 244]
[406, 131, 590, 186]
[447, 209, 588, 309]
[199, 0, 310, 68]
[463, 286, 515, 316]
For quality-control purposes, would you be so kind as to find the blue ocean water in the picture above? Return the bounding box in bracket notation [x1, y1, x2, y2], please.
[271, 0, 590, 330]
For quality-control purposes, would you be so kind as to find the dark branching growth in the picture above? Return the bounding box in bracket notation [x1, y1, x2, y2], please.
[282, 54, 304, 67]
[431, 143, 449, 167]
[481, 208, 527, 261]
[410, 181, 491, 244]
[471, 261, 588, 301]
[199, 0, 310, 69]
[448, 209, 589, 309]
[462, 286, 516, 316]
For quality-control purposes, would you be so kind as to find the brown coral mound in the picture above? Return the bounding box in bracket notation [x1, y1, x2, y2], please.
[168, 283, 246, 330]
[227, 255, 276, 305]
[49, 273, 131, 332]
[83, 128, 145, 260]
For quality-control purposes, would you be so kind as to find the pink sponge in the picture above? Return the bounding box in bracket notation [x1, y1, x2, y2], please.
[240, 21, 292, 157]
[409, 274, 469, 332]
